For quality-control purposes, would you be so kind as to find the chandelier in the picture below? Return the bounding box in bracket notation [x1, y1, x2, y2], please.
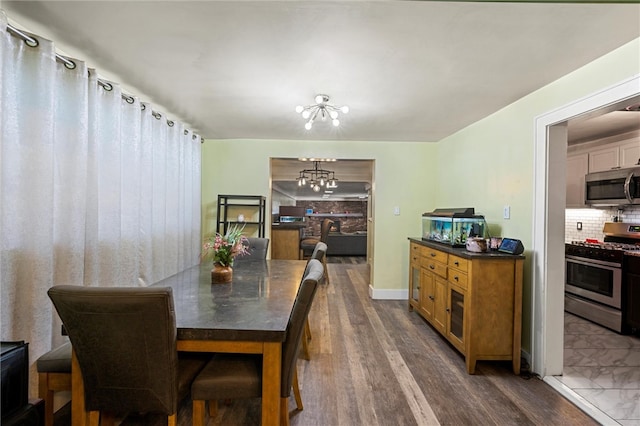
[295, 94, 349, 130]
[297, 161, 339, 192]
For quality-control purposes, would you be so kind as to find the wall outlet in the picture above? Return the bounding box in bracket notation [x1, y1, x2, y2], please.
[503, 205, 510, 219]
[577, 221, 582, 230]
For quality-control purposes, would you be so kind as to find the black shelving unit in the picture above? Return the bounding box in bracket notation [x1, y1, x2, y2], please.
[216, 195, 266, 237]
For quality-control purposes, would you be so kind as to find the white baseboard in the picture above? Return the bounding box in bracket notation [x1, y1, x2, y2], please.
[369, 285, 408, 300]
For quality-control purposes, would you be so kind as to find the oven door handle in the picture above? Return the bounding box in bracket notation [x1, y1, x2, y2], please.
[624, 170, 635, 204]
[565, 255, 621, 269]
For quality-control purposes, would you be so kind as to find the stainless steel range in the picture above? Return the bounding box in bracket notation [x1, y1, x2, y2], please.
[565, 222, 640, 333]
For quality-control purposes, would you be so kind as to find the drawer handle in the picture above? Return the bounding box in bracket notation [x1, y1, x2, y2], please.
[429, 265, 435, 270]
[446, 308, 451, 313]
[428, 295, 434, 301]
[454, 261, 459, 266]
[430, 253, 436, 257]
[454, 275, 459, 281]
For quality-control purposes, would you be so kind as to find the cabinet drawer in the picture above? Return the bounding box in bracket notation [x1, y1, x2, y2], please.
[448, 255, 468, 272]
[423, 260, 447, 279]
[448, 270, 468, 289]
[421, 247, 448, 264]
[410, 243, 421, 264]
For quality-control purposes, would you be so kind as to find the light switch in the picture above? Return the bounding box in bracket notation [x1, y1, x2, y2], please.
[503, 205, 510, 219]
[394, 206, 400, 216]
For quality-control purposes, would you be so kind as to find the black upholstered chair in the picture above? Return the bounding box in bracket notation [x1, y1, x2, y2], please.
[299, 218, 333, 260]
[234, 237, 269, 266]
[191, 259, 324, 426]
[47, 285, 209, 425]
[37, 342, 72, 426]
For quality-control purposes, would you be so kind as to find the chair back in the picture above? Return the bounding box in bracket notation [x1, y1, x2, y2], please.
[311, 242, 327, 262]
[47, 285, 179, 416]
[281, 259, 324, 397]
[235, 237, 269, 266]
[319, 219, 334, 243]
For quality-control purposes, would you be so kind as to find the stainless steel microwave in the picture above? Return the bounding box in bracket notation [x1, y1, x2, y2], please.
[585, 167, 640, 206]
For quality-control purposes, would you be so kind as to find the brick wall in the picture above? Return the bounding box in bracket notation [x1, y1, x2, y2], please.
[296, 200, 368, 236]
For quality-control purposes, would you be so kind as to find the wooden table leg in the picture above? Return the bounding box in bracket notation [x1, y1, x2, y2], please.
[71, 349, 88, 426]
[262, 342, 282, 426]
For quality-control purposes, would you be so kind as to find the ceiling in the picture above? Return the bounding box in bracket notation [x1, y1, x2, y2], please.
[3, 1, 640, 144]
[3, 1, 639, 200]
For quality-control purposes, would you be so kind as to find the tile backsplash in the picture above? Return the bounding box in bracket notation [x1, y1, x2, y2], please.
[565, 206, 640, 242]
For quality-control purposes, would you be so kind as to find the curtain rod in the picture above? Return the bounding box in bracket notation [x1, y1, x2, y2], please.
[5, 21, 204, 143]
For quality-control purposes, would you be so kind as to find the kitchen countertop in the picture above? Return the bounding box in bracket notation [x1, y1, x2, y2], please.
[408, 237, 525, 259]
[272, 222, 307, 229]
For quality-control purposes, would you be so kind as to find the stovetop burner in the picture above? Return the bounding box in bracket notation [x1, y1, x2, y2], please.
[569, 241, 640, 251]
[566, 222, 640, 264]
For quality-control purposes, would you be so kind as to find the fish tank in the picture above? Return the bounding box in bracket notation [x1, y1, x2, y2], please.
[422, 208, 489, 247]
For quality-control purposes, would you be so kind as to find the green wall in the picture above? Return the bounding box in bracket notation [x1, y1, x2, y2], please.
[435, 37, 640, 354]
[202, 140, 438, 295]
[202, 37, 639, 354]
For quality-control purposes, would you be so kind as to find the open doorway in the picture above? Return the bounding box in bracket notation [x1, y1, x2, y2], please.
[270, 158, 374, 269]
[533, 77, 639, 422]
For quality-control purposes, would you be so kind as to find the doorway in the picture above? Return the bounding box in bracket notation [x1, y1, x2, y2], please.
[270, 157, 374, 275]
[532, 77, 640, 418]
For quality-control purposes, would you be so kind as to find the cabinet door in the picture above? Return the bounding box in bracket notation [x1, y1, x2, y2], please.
[446, 286, 465, 353]
[589, 146, 620, 172]
[620, 141, 640, 169]
[409, 261, 421, 310]
[432, 276, 447, 334]
[566, 153, 588, 207]
[420, 269, 435, 320]
[625, 272, 640, 329]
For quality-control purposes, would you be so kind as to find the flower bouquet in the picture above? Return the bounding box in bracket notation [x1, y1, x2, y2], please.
[202, 224, 249, 283]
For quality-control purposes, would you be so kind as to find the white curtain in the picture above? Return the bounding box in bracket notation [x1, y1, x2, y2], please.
[0, 18, 202, 397]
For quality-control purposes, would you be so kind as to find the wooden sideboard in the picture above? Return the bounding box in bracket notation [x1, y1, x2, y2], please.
[408, 238, 524, 374]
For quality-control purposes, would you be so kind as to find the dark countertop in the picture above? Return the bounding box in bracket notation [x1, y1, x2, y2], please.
[151, 260, 307, 342]
[408, 237, 525, 260]
[271, 222, 307, 229]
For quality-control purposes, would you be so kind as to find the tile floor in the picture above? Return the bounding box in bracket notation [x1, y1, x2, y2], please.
[556, 313, 640, 425]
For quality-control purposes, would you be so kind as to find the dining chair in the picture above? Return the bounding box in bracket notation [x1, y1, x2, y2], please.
[234, 237, 269, 266]
[47, 285, 209, 426]
[190, 259, 324, 426]
[37, 341, 72, 426]
[311, 241, 329, 285]
[299, 218, 333, 260]
[300, 242, 329, 360]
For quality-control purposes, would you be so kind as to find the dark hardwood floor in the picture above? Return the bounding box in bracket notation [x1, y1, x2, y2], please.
[58, 259, 598, 425]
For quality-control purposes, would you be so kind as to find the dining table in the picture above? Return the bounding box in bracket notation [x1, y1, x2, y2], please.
[70, 259, 308, 426]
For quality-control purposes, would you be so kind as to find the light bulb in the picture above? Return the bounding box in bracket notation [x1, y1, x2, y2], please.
[301, 177, 306, 185]
[313, 184, 321, 192]
[341, 106, 349, 114]
[329, 110, 338, 119]
[302, 110, 310, 119]
[320, 177, 325, 186]
[332, 119, 340, 127]
[315, 95, 324, 104]
[305, 122, 312, 130]
[295, 105, 304, 114]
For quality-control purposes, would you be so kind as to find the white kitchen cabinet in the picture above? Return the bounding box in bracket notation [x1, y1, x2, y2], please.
[588, 145, 620, 172]
[619, 141, 640, 169]
[566, 152, 588, 207]
[588, 140, 640, 172]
